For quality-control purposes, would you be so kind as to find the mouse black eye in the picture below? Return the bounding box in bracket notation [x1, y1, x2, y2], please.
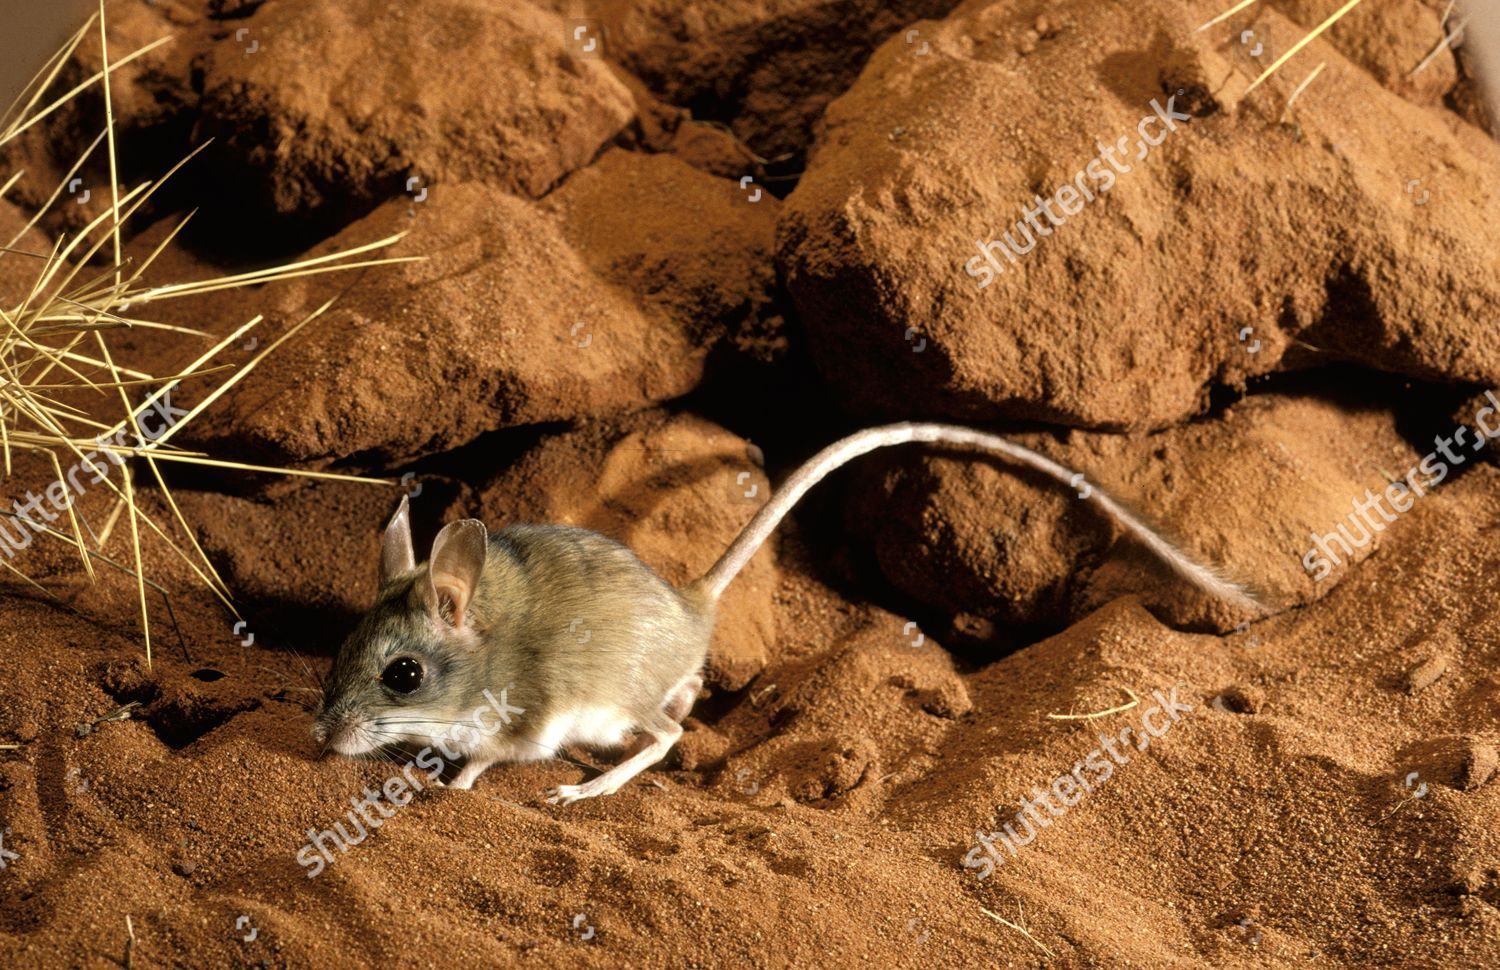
[380, 657, 424, 694]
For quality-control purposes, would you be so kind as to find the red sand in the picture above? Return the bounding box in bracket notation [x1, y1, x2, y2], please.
[0, 1, 1497, 966]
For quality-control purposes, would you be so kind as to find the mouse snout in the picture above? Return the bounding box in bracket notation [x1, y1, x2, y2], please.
[314, 708, 379, 757]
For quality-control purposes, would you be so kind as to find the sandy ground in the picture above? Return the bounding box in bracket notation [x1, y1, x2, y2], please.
[0, 1, 1497, 967]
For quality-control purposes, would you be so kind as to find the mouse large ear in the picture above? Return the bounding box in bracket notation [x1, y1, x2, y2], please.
[380, 495, 415, 585]
[426, 519, 489, 629]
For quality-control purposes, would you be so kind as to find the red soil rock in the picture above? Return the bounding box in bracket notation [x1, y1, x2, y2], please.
[196, 0, 636, 217]
[177, 160, 776, 465]
[779, 0, 1500, 430]
[0, 1, 1496, 966]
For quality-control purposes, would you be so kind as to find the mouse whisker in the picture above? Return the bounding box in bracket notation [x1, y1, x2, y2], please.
[369, 748, 414, 771]
[292, 655, 330, 700]
[373, 718, 488, 727]
[362, 724, 597, 775]
[363, 727, 435, 748]
[358, 739, 421, 770]
[238, 615, 330, 701]
[258, 664, 324, 705]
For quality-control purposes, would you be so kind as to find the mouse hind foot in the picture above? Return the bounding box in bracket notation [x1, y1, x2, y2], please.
[545, 712, 683, 806]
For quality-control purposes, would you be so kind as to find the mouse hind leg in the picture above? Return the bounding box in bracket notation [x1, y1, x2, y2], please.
[545, 710, 683, 806]
[662, 672, 702, 723]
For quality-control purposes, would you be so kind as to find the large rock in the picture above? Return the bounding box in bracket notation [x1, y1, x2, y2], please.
[179, 152, 778, 465]
[540, 148, 778, 332]
[848, 393, 1426, 639]
[195, 0, 636, 226]
[778, 0, 1500, 431]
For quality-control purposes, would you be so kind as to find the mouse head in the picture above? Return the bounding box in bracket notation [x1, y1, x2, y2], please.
[313, 496, 493, 758]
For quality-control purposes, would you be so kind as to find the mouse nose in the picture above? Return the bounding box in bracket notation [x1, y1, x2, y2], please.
[321, 716, 375, 757]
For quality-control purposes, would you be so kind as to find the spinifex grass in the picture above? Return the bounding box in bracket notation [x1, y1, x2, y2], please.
[1196, 0, 1368, 92]
[0, 6, 416, 668]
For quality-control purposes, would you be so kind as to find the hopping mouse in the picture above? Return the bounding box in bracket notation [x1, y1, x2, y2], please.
[313, 422, 1259, 804]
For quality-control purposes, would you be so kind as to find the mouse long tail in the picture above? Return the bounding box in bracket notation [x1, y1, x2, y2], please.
[688, 422, 1261, 614]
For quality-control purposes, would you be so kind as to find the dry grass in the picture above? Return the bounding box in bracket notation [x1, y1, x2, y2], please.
[1196, 0, 1369, 92]
[0, 4, 416, 667]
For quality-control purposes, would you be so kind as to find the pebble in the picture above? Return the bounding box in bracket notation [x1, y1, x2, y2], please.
[1403, 655, 1447, 695]
[1457, 741, 1497, 791]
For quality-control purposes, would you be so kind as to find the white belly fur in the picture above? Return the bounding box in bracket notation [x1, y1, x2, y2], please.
[537, 706, 635, 752]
